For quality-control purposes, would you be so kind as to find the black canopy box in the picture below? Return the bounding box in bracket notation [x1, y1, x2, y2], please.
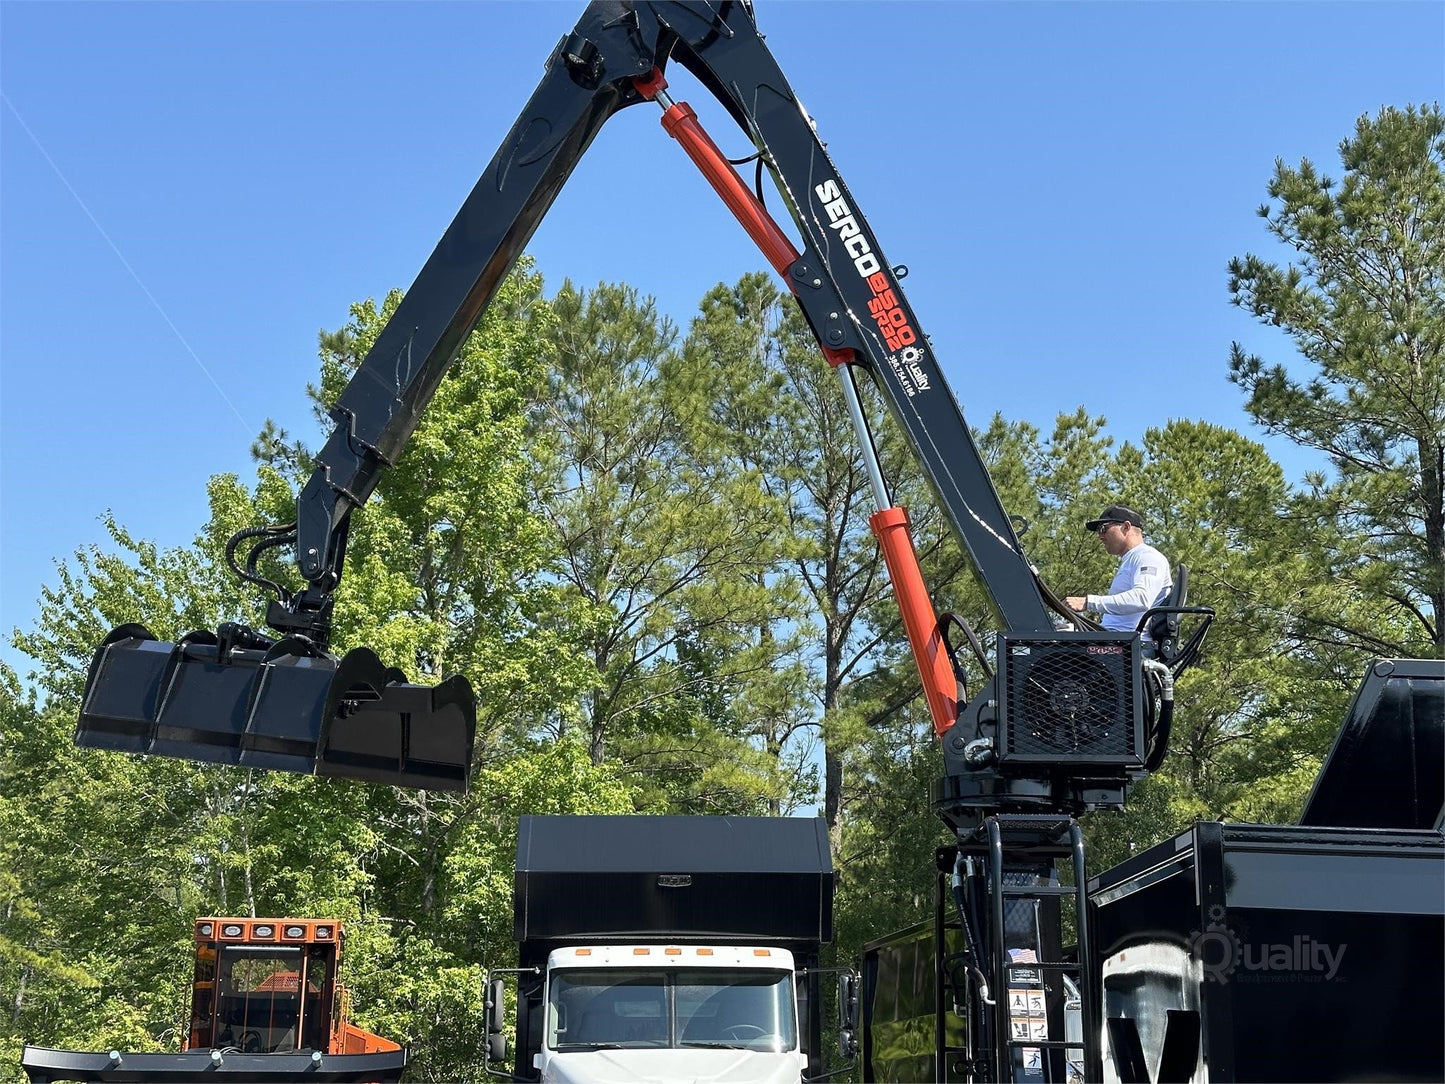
[513, 814, 833, 962]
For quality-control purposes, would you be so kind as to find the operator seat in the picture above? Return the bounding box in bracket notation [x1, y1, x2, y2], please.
[681, 991, 731, 1043]
[572, 1008, 605, 1045]
[1139, 564, 1188, 663]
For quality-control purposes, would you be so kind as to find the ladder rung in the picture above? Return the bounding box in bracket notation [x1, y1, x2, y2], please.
[1001, 885, 1080, 897]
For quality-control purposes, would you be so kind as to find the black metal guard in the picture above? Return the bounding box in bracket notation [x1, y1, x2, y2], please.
[19, 1046, 406, 1084]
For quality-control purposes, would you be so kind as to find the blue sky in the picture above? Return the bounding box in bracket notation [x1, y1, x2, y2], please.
[2, 1, 1441, 685]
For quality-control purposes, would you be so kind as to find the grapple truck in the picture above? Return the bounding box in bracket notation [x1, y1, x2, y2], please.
[66, 1, 1445, 1081]
[485, 815, 843, 1084]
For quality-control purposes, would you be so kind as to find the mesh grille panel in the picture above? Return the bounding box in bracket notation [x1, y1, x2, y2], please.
[1002, 639, 1138, 763]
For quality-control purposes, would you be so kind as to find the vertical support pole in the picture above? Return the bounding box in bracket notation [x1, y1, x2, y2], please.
[934, 862, 949, 1080]
[835, 365, 891, 510]
[987, 818, 1009, 1083]
[1071, 822, 1101, 1084]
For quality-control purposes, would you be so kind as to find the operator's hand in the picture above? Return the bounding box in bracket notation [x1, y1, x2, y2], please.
[1064, 596, 1088, 612]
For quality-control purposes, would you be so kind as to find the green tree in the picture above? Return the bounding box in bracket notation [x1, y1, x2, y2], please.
[664, 275, 828, 816]
[1228, 103, 1444, 659]
[667, 274, 933, 850]
[531, 280, 790, 813]
[2, 500, 403, 1070]
[1082, 418, 1352, 867]
[298, 258, 587, 738]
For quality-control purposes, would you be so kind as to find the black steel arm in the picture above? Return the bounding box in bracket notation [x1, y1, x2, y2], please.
[291, 3, 653, 604]
[659, 7, 1054, 634]
[282, 0, 1055, 644]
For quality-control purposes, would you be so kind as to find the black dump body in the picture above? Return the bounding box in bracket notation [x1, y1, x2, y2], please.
[1089, 823, 1443, 1083]
[1088, 659, 1445, 1083]
[513, 814, 833, 962]
[510, 815, 834, 1081]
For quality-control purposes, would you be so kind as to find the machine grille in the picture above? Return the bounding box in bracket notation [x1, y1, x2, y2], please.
[1000, 636, 1142, 766]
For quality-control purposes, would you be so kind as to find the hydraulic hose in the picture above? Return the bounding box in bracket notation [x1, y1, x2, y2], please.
[225, 524, 297, 603]
[1142, 657, 1175, 772]
[951, 852, 994, 1007]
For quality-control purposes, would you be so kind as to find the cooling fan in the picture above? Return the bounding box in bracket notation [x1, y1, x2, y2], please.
[1017, 650, 1120, 751]
[997, 634, 1145, 769]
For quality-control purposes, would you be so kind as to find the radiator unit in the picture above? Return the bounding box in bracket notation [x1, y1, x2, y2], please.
[997, 633, 1145, 769]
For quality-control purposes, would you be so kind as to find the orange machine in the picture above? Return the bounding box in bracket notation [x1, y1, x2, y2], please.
[185, 917, 399, 1057]
[23, 916, 404, 1081]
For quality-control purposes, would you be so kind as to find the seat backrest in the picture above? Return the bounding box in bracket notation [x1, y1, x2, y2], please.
[1144, 564, 1188, 655]
[573, 1008, 608, 1044]
[683, 988, 745, 1043]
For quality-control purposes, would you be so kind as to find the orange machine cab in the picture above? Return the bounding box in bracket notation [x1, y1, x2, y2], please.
[185, 918, 399, 1056]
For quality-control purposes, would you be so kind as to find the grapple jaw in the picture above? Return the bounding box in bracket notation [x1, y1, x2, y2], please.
[76, 624, 476, 792]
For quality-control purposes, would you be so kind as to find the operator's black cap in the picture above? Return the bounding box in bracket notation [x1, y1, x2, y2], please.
[1085, 504, 1143, 532]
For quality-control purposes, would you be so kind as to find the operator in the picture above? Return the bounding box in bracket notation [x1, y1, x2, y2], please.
[1065, 504, 1172, 637]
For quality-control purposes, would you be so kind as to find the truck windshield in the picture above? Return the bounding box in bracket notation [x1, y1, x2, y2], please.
[549, 968, 796, 1052]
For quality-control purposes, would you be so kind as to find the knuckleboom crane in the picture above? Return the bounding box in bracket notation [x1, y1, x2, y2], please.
[77, 3, 1213, 1079]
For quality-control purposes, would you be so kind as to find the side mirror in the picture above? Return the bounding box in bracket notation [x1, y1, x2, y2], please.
[480, 968, 540, 1078]
[838, 972, 859, 1030]
[837, 971, 859, 1059]
[485, 977, 507, 1037]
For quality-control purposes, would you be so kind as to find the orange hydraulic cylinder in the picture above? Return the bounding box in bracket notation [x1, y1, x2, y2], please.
[635, 72, 951, 731]
[659, 100, 797, 278]
[871, 506, 958, 737]
[644, 80, 851, 367]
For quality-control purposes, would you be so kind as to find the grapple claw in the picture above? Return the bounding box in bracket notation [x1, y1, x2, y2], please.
[76, 625, 476, 791]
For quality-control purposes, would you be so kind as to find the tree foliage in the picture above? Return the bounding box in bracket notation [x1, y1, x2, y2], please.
[528, 279, 799, 812]
[1228, 103, 1444, 658]
[1, 263, 634, 1082]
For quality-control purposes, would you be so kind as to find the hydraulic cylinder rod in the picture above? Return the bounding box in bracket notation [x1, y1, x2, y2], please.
[638, 70, 959, 737]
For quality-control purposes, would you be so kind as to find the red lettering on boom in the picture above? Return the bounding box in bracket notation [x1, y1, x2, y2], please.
[865, 272, 917, 352]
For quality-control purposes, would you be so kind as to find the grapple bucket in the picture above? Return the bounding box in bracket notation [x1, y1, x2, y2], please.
[76, 624, 476, 791]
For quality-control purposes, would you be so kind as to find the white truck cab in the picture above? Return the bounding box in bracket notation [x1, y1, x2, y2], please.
[488, 815, 841, 1083]
[537, 944, 806, 1083]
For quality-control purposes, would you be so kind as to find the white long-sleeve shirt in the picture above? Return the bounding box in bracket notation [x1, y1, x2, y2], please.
[1088, 542, 1172, 635]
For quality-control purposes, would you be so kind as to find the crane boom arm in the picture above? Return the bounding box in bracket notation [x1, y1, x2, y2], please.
[291, 0, 1055, 643]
